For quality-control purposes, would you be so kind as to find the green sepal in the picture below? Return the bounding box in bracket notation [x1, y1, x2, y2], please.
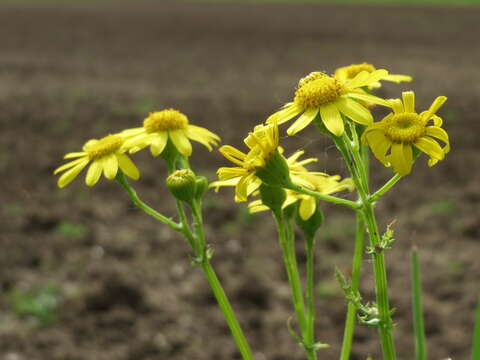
[259, 183, 286, 215]
[255, 150, 292, 188]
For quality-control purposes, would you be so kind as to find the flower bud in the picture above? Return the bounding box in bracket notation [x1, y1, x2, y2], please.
[194, 176, 208, 200]
[295, 206, 324, 239]
[166, 169, 196, 204]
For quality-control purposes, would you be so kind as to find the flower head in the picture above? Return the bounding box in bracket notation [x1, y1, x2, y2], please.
[54, 134, 140, 188]
[334, 62, 412, 89]
[267, 70, 391, 136]
[121, 109, 220, 157]
[362, 91, 450, 176]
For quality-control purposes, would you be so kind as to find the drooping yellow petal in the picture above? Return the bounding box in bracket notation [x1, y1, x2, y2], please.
[402, 91, 415, 113]
[235, 172, 255, 202]
[299, 197, 316, 220]
[150, 132, 168, 156]
[186, 125, 220, 151]
[425, 126, 450, 153]
[54, 157, 89, 175]
[57, 160, 89, 188]
[266, 103, 304, 125]
[336, 97, 373, 125]
[117, 154, 140, 180]
[390, 143, 412, 176]
[169, 130, 192, 156]
[85, 160, 103, 186]
[103, 154, 119, 180]
[286, 107, 319, 135]
[365, 130, 391, 165]
[319, 103, 344, 136]
[414, 137, 445, 161]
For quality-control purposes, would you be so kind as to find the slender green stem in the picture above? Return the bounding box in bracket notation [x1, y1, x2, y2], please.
[175, 199, 196, 250]
[411, 246, 427, 360]
[201, 260, 255, 360]
[369, 174, 402, 203]
[116, 172, 182, 232]
[305, 234, 317, 360]
[273, 213, 309, 346]
[287, 184, 361, 210]
[340, 212, 365, 360]
[362, 202, 397, 359]
[473, 300, 480, 360]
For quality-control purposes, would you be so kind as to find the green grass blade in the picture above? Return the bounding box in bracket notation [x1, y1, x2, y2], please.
[411, 245, 427, 360]
[473, 300, 480, 360]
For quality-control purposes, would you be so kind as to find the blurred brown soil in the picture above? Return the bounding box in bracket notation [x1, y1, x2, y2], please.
[0, 2, 479, 359]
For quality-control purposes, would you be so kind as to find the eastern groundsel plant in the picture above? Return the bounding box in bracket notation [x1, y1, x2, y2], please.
[54, 63, 477, 360]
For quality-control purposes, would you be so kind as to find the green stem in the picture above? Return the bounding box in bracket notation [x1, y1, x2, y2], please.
[201, 260, 255, 360]
[305, 234, 317, 360]
[287, 184, 361, 210]
[273, 213, 309, 349]
[362, 201, 397, 359]
[369, 174, 402, 203]
[116, 172, 182, 232]
[340, 212, 365, 360]
[411, 246, 427, 360]
[473, 300, 480, 360]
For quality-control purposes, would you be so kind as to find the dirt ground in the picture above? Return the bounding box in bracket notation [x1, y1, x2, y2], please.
[0, 2, 479, 359]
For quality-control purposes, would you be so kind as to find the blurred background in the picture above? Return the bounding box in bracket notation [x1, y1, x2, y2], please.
[1, 0, 479, 359]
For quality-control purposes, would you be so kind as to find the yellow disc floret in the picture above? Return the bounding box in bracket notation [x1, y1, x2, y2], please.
[383, 113, 426, 143]
[143, 109, 189, 133]
[294, 74, 344, 108]
[85, 135, 123, 160]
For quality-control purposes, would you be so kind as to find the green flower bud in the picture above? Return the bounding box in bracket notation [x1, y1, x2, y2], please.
[259, 183, 286, 214]
[295, 206, 324, 239]
[194, 176, 208, 200]
[166, 169, 196, 204]
[255, 150, 292, 188]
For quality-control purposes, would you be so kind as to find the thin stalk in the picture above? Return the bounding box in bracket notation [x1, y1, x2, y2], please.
[472, 300, 480, 360]
[287, 184, 361, 210]
[305, 234, 317, 360]
[369, 174, 402, 203]
[201, 261, 255, 360]
[191, 200, 254, 360]
[273, 213, 309, 349]
[411, 246, 427, 360]
[362, 201, 397, 359]
[116, 172, 182, 232]
[340, 212, 366, 360]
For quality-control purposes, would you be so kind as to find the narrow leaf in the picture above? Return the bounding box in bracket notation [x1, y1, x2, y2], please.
[411, 245, 427, 360]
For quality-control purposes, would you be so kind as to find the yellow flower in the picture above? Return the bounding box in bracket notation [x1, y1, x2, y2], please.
[249, 173, 354, 220]
[54, 134, 140, 188]
[121, 109, 220, 157]
[266, 70, 390, 136]
[210, 122, 279, 202]
[362, 91, 450, 176]
[334, 62, 412, 89]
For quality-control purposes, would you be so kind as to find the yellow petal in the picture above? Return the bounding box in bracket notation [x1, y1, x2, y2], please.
[103, 154, 118, 180]
[54, 157, 89, 174]
[336, 97, 373, 125]
[64, 152, 87, 159]
[390, 143, 412, 176]
[219, 145, 247, 167]
[365, 130, 391, 165]
[402, 91, 415, 113]
[117, 154, 140, 180]
[57, 160, 89, 188]
[425, 126, 450, 153]
[85, 160, 103, 186]
[286, 107, 319, 135]
[319, 103, 344, 136]
[169, 130, 192, 156]
[217, 167, 247, 181]
[186, 125, 220, 151]
[414, 137, 444, 161]
[299, 197, 316, 220]
[346, 92, 390, 107]
[150, 132, 168, 156]
[235, 173, 255, 202]
[266, 103, 303, 125]
[424, 96, 447, 120]
[384, 74, 412, 83]
[389, 99, 404, 114]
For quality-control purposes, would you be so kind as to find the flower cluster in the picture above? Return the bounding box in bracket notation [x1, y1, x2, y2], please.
[54, 109, 220, 187]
